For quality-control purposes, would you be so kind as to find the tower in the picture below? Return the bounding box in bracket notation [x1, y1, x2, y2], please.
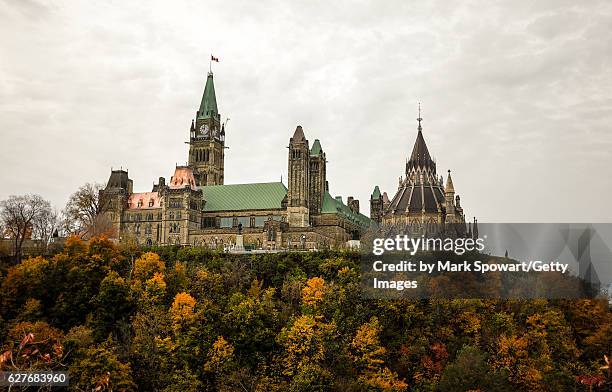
[308, 139, 326, 217]
[287, 126, 310, 227]
[384, 104, 448, 229]
[370, 185, 383, 224]
[445, 170, 456, 219]
[99, 169, 133, 237]
[188, 72, 225, 186]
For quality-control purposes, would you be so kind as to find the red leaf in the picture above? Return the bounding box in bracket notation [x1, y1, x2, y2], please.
[19, 333, 34, 350]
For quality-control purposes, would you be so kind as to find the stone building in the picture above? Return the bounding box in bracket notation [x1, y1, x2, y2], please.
[370, 108, 471, 237]
[100, 71, 371, 250]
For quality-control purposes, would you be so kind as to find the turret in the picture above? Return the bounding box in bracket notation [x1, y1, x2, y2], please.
[445, 170, 455, 217]
[99, 169, 133, 238]
[308, 139, 326, 216]
[370, 185, 383, 224]
[287, 126, 310, 227]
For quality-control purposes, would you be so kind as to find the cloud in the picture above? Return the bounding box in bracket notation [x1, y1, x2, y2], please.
[0, 0, 611, 222]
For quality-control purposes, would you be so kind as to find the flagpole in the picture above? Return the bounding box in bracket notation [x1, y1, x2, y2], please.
[209, 54, 211, 73]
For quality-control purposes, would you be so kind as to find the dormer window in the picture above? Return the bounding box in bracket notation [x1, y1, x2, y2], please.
[137, 199, 143, 208]
[148, 199, 154, 207]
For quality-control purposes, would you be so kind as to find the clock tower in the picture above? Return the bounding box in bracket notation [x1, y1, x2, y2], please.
[188, 72, 225, 186]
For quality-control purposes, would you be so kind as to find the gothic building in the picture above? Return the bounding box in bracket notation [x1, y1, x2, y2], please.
[100, 71, 371, 250]
[370, 108, 472, 237]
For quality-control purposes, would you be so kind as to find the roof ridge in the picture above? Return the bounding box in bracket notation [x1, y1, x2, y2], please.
[200, 181, 285, 187]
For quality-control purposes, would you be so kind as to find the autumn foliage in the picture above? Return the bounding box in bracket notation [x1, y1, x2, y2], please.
[0, 237, 611, 391]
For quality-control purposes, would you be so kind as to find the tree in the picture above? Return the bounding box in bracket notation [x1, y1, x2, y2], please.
[277, 314, 336, 377]
[62, 183, 110, 238]
[0, 321, 66, 372]
[0, 194, 55, 262]
[350, 316, 408, 391]
[92, 271, 134, 341]
[302, 276, 326, 308]
[32, 207, 59, 253]
[68, 337, 136, 391]
[439, 345, 511, 391]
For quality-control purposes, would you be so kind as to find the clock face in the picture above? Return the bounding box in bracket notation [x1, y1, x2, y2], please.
[199, 124, 209, 138]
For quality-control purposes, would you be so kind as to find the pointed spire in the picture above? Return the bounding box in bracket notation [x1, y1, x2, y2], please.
[310, 139, 323, 155]
[445, 170, 455, 193]
[408, 128, 434, 171]
[197, 72, 218, 120]
[407, 103, 435, 173]
[371, 185, 381, 199]
[291, 125, 306, 142]
[382, 192, 389, 204]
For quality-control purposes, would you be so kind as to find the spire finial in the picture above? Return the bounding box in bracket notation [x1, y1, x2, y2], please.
[417, 102, 423, 131]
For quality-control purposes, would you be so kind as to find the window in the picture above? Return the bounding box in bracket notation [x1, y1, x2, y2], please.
[254, 216, 265, 227]
[177, 212, 182, 220]
[137, 199, 143, 208]
[169, 212, 175, 220]
[135, 224, 140, 234]
[148, 199, 154, 207]
[169, 198, 182, 208]
[147, 213, 153, 221]
[237, 216, 250, 228]
[145, 224, 152, 234]
[135, 214, 142, 222]
[202, 217, 216, 228]
[220, 217, 232, 228]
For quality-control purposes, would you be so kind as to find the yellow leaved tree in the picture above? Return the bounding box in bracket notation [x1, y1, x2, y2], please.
[204, 336, 235, 373]
[301, 276, 326, 308]
[133, 252, 165, 281]
[350, 316, 407, 391]
[277, 314, 336, 377]
[169, 292, 197, 333]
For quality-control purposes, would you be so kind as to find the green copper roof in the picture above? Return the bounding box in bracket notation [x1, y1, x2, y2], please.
[371, 186, 381, 199]
[321, 192, 372, 228]
[310, 139, 323, 156]
[199, 182, 287, 212]
[198, 73, 218, 120]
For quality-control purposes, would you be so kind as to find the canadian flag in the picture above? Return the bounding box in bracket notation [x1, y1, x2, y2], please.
[211, 55, 219, 62]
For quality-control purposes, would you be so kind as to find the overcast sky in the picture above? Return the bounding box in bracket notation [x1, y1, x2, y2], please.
[1, 0, 611, 222]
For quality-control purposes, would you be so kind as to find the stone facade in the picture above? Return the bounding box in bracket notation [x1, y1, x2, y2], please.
[100, 71, 372, 250]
